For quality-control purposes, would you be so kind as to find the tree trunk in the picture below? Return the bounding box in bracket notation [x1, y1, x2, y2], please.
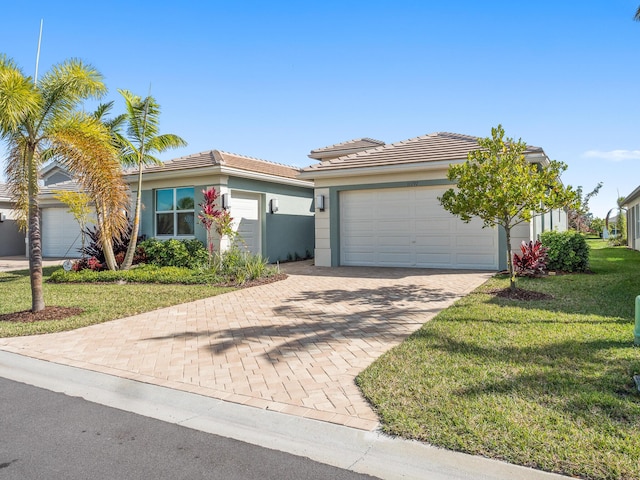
[120, 161, 142, 270]
[505, 225, 516, 291]
[27, 148, 45, 312]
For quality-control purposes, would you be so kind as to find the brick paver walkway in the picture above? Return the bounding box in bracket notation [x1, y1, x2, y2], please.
[0, 262, 491, 430]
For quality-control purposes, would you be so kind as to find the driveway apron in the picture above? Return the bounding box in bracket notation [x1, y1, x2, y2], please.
[0, 263, 491, 431]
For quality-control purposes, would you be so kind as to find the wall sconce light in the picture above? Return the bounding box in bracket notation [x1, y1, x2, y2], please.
[269, 198, 279, 214]
[0, 213, 5, 222]
[316, 194, 325, 211]
[221, 193, 231, 210]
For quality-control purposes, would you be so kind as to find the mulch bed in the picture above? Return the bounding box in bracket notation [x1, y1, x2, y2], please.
[0, 306, 84, 323]
[0, 274, 289, 324]
[489, 287, 553, 301]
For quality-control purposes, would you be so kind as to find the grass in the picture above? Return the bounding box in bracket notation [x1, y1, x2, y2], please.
[0, 266, 234, 337]
[357, 240, 640, 480]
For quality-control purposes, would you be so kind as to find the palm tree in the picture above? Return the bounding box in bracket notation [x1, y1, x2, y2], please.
[0, 55, 128, 311]
[116, 89, 187, 270]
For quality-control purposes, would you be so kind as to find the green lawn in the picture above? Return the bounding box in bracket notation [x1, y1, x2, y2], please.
[0, 266, 233, 337]
[357, 240, 640, 480]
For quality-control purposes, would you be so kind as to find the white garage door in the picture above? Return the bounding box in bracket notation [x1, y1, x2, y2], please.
[340, 187, 498, 269]
[41, 207, 83, 257]
[230, 191, 261, 256]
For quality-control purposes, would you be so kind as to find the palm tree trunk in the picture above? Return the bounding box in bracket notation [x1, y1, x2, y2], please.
[120, 161, 143, 270]
[97, 202, 118, 271]
[27, 148, 45, 312]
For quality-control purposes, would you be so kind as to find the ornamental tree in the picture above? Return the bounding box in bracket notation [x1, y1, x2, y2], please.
[439, 125, 577, 291]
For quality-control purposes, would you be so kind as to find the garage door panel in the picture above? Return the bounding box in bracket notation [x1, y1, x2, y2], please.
[340, 187, 497, 269]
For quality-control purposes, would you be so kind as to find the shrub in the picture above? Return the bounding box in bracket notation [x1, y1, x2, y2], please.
[81, 224, 146, 269]
[49, 264, 222, 284]
[513, 240, 548, 277]
[213, 246, 276, 284]
[138, 238, 208, 269]
[540, 230, 590, 272]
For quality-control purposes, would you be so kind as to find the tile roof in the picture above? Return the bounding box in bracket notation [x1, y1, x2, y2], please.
[302, 132, 545, 174]
[0, 183, 12, 201]
[40, 180, 81, 195]
[622, 184, 640, 206]
[308, 138, 386, 160]
[129, 150, 303, 180]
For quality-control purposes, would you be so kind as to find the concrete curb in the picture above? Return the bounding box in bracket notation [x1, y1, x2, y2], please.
[0, 350, 571, 480]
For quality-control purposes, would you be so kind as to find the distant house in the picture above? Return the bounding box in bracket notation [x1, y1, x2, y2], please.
[299, 133, 567, 270]
[125, 149, 315, 263]
[0, 184, 25, 256]
[622, 185, 640, 251]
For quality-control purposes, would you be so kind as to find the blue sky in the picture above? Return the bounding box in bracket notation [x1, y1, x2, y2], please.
[1, 0, 639, 218]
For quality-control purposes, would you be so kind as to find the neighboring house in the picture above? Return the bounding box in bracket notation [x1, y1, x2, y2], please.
[0, 183, 26, 256]
[299, 133, 568, 270]
[39, 179, 91, 257]
[40, 161, 73, 186]
[125, 149, 315, 263]
[622, 185, 640, 251]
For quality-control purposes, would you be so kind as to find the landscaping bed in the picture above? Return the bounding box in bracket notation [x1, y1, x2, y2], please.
[357, 240, 640, 480]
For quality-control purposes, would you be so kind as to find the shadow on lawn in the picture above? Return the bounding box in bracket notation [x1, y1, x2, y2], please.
[415, 329, 640, 422]
[148, 284, 459, 362]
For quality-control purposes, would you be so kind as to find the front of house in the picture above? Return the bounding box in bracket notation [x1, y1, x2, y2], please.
[126, 150, 315, 263]
[300, 133, 567, 270]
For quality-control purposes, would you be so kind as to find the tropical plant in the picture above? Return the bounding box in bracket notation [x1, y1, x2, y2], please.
[512, 240, 548, 277]
[0, 55, 128, 311]
[116, 89, 187, 270]
[605, 196, 627, 245]
[439, 124, 577, 291]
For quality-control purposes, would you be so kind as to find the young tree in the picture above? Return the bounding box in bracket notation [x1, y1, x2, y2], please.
[567, 182, 602, 232]
[116, 89, 187, 270]
[52, 190, 94, 257]
[0, 55, 128, 312]
[439, 125, 577, 291]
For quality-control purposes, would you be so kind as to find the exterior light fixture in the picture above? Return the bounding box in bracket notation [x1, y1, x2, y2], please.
[221, 193, 231, 210]
[269, 198, 279, 214]
[316, 194, 325, 211]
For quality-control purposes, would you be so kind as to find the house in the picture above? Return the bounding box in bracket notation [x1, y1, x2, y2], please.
[0, 183, 26, 256]
[299, 133, 567, 270]
[622, 185, 640, 251]
[125, 149, 315, 263]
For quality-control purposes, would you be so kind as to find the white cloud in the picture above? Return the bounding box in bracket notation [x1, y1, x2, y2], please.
[582, 149, 640, 161]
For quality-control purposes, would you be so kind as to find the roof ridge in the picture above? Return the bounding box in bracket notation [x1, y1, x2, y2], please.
[310, 137, 386, 153]
[216, 150, 302, 171]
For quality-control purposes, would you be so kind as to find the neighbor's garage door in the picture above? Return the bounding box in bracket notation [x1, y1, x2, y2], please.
[41, 207, 83, 257]
[230, 191, 261, 256]
[340, 187, 498, 269]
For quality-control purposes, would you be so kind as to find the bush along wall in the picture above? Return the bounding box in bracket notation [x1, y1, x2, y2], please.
[540, 231, 590, 272]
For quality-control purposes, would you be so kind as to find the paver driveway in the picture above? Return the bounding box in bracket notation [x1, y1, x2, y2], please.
[0, 262, 491, 430]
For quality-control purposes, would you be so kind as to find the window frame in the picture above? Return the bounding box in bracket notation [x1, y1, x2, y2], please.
[155, 187, 195, 238]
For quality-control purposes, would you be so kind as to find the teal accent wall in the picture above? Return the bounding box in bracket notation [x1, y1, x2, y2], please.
[327, 179, 455, 267]
[228, 177, 314, 262]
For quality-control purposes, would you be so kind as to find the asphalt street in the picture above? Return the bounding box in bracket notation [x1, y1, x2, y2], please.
[0, 376, 378, 480]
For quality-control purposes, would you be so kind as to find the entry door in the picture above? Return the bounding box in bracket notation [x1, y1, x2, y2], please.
[230, 191, 261, 255]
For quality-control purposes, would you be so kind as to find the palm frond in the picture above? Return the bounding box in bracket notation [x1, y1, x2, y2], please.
[4, 139, 37, 230]
[48, 112, 130, 238]
[0, 55, 40, 135]
[635, 6, 640, 21]
[37, 59, 107, 131]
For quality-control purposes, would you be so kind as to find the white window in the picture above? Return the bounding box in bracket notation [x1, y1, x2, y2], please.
[155, 187, 195, 236]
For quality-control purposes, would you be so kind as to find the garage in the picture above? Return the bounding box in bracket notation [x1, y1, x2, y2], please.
[339, 186, 498, 269]
[230, 191, 261, 256]
[41, 207, 83, 257]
